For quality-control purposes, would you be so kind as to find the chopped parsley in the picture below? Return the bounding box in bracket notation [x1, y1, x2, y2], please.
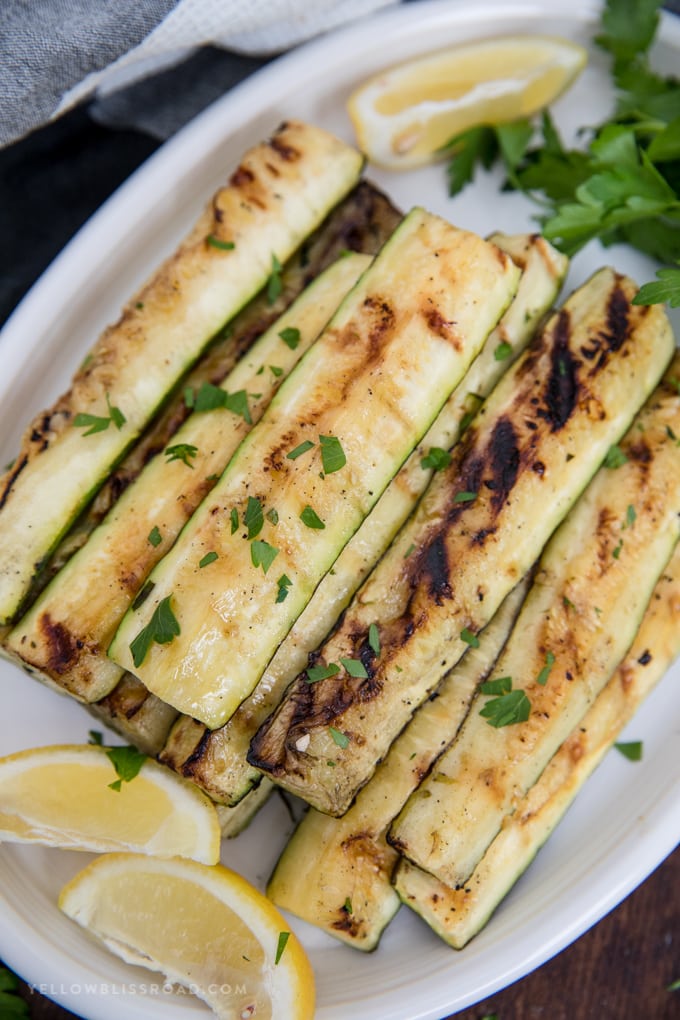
[206, 234, 235, 251]
[165, 443, 198, 467]
[73, 393, 126, 436]
[625, 503, 637, 528]
[129, 595, 181, 667]
[343, 896, 353, 915]
[421, 446, 452, 471]
[613, 538, 623, 559]
[329, 726, 350, 748]
[460, 627, 480, 648]
[250, 539, 278, 574]
[192, 382, 252, 423]
[300, 505, 325, 529]
[199, 551, 218, 568]
[275, 573, 292, 603]
[274, 931, 290, 965]
[147, 525, 162, 548]
[479, 676, 531, 727]
[319, 433, 346, 474]
[368, 622, 380, 656]
[267, 253, 283, 305]
[453, 490, 478, 503]
[604, 444, 628, 469]
[269, 364, 284, 378]
[614, 740, 643, 761]
[340, 657, 368, 678]
[106, 745, 147, 792]
[266, 508, 279, 525]
[494, 341, 513, 361]
[306, 662, 340, 683]
[279, 326, 301, 350]
[536, 650, 556, 686]
[287, 439, 315, 460]
[230, 507, 239, 533]
[244, 496, 264, 539]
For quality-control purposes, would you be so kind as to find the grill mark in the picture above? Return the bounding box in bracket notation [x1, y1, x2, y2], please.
[487, 417, 520, 512]
[538, 308, 579, 430]
[178, 726, 215, 778]
[36, 614, 84, 675]
[268, 132, 301, 162]
[0, 454, 28, 511]
[603, 281, 630, 353]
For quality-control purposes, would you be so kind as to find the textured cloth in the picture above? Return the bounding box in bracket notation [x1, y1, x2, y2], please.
[0, 0, 399, 147]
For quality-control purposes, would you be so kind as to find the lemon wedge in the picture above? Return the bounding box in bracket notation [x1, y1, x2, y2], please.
[59, 852, 315, 1020]
[0, 744, 221, 863]
[347, 34, 587, 169]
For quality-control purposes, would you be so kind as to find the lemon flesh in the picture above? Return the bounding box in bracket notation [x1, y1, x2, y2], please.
[347, 35, 587, 169]
[0, 744, 220, 863]
[59, 853, 316, 1020]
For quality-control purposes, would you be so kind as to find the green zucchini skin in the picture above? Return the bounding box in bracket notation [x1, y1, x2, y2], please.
[393, 538, 680, 949]
[248, 269, 675, 817]
[0, 121, 365, 626]
[266, 577, 530, 951]
[159, 232, 568, 806]
[389, 358, 680, 888]
[5, 254, 373, 703]
[109, 209, 521, 729]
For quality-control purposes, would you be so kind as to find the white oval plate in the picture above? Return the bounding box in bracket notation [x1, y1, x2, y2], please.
[1, 2, 679, 1019]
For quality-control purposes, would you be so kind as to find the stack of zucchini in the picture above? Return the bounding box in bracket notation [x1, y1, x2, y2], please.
[0, 120, 677, 954]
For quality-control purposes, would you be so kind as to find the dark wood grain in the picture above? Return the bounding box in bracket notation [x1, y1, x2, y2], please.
[6, 845, 678, 1019]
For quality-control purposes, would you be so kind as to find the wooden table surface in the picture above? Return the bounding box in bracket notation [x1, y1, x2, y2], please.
[6, 845, 679, 1019]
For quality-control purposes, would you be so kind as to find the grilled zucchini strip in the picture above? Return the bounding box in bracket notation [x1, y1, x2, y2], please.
[249, 269, 674, 816]
[16, 181, 402, 612]
[6, 254, 372, 702]
[267, 577, 529, 950]
[160, 233, 568, 805]
[0, 121, 364, 625]
[86, 675, 179, 758]
[394, 541, 680, 949]
[389, 359, 680, 888]
[109, 209, 521, 728]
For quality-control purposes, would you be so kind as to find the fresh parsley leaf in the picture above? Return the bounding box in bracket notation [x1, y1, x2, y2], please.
[148, 525, 162, 547]
[329, 726, 350, 748]
[613, 538, 624, 559]
[129, 595, 181, 667]
[230, 507, 239, 533]
[453, 490, 477, 503]
[287, 439, 315, 460]
[300, 505, 325, 529]
[73, 411, 112, 435]
[343, 896, 353, 914]
[479, 676, 512, 696]
[106, 745, 147, 792]
[165, 443, 198, 467]
[251, 539, 278, 574]
[193, 382, 252, 423]
[340, 657, 368, 678]
[319, 434, 346, 474]
[199, 551, 218, 568]
[244, 496, 264, 539]
[274, 931, 289, 965]
[279, 326, 300, 349]
[421, 446, 451, 471]
[614, 739, 643, 761]
[266, 508, 279, 525]
[444, 124, 499, 196]
[480, 688, 531, 728]
[88, 729, 104, 745]
[595, 0, 661, 64]
[633, 266, 680, 307]
[306, 662, 340, 683]
[106, 393, 126, 430]
[267, 253, 283, 304]
[625, 503, 637, 528]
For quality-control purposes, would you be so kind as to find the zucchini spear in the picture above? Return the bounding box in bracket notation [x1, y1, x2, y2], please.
[266, 577, 530, 950]
[0, 121, 364, 625]
[388, 357, 680, 888]
[249, 269, 674, 816]
[6, 253, 373, 702]
[160, 232, 568, 805]
[109, 209, 521, 729]
[393, 540, 680, 949]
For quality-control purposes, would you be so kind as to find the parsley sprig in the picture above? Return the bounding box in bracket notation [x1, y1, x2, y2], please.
[443, 0, 680, 302]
